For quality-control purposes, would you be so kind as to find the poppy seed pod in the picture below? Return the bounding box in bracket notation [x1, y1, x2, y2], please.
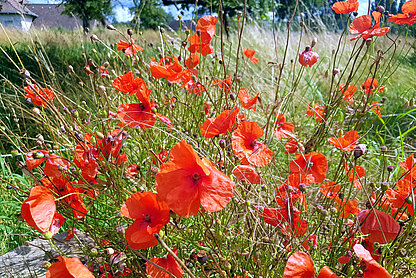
[127, 29, 133, 36]
[353, 144, 367, 159]
[311, 38, 318, 48]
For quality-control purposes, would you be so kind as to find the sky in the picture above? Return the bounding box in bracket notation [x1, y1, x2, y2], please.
[26, 0, 371, 23]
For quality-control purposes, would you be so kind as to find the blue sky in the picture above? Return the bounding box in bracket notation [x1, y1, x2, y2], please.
[27, 0, 370, 23]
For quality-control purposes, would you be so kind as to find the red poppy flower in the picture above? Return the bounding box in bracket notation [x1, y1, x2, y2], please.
[117, 101, 156, 129]
[187, 33, 214, 56]
[361, 78, 386, 94]
[283, 251, 315, 278]
[285, 138, 299, 154]
[21, 186, 65, 235]
[289, 152, 327, 184]
[332, 0, 359, 14]
[243, 48, 259, 64]
[302, 234, 317, 251]
[335, 198, 360, 218]
[299, 48, 319, 67]
[25, 84, 55, 107]
[146, 249, 184, 278]
[340, 84, 357, 103]
[156, 113, 174, 131]
[46, 256, 94, 278]
[386, 179, 415, 215]
[200, 106, 240, 138]
[212, 74, 232, 94]
[353, 244, 392, 278]
[371, 101, 382, 117]
[400, 153, 416, 182]
[113, 72, 150, 97]
[150, 56, 192, 84]
[345, 163, 365, 189]
[238, 87, 259, 110]
[117, 39, 143, 55]
[320, 181, 341, 199]
[357, 209, 401, 244]
[232, 165, 264, 184]
[184, 79, 205, 95]
[196, 15, 217, 38]
[120, 191, 170, 249]
[232, 121, 273, 167]
[276, 178, 305, 207]
[307, 103, 326, 122]
[156, 140, 235, 217]
[274, 111, 295, 140]
[96, 129, 128, 164]
[389, 0, 416, 25]
[185, 54, 200, 69]
[257, 206, 288, 227]
[349, 11, 390, 41]
[328, 130, 358, 151]
[43, 154, 70, 178]
[73, 134, 99, 181]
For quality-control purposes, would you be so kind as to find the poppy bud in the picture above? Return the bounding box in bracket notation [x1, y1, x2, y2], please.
[92, 48, 97, 54]
[219, 60, 223, 64]
[105, 248, 115, 255]
[44, 231, 52, 240]
[127, 29, 133, 36]
[322, 209, 328, 215]
[20, 68, 31, 79]
[218, 139, 226, 149]
[381, 181, 389, 191]
[106, 24, 116, 30]
[36, 134, 44, 145]
[387, 165, 394, 172]
[42, 261, 51, 269]
[90, 34, 99, 42]
[151, 167, 159, 175]
[353, 144, 367, 159]
[159, 27, 165, 33]
[353, 12, 358, 16]
[311, 37, 317, 48]
[229, 93, 236, 101]
[299, 183, 306, 192]
[381, 145, 387, 152]
[376, 6, 385, 13]
[148, 42, 153, 47]
[96, 132, 105, 139]
[366, 39, 372, 47]
[185, 30, 190, 36]
[398, 248, 407, 257]
[32, 107, 41, 116]
[98, 85, 106, 94]
[11, 149, 19, 157]
[381, 96, 387, 103]
[333, 68, 340, 75]
[338, 192, 344, 199]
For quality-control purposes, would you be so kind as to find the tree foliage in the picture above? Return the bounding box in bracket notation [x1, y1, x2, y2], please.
[60, 0, 113, 29]
[131, 0, 174, 30]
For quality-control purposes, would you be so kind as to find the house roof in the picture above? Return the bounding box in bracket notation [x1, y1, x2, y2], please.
[0, 0, 38, 17]
[26, 4, 83, 29]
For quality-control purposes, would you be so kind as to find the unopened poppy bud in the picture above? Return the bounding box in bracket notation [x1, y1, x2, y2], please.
[159, 26, 164, 33]
[304, 45, 311, 52]
[299, 183, 306, 192]
[381, 96, 387, 103]
[20, 68, 31, 79]
[36, 134, 44, 145]
[387, 165, 394, 172]
[127, 29, 133, 36]
[366, 39, 372, 47]
[33, 151, 45, 159]
[178, 14, 182, 20]
[376, 6, 385, 13]
[218, 139, 226, 149]
[338, 192, 344, 199]
[177, 55, 182, 61]
[353, 11, 358, 16]
[381, 145, 387, 152]
[106, 24, 116, 30]
[311, 37, 317, 48]
[44, 231, 52, 240]
[333, 68, 340, 75]
[316, 204, 323, 211]
[96, 132, 104, 139]
[32, 107, 41, 116]
[237, 11, 243, 19]
[219, 60, 223, 64]
[229, 93, 236, 101]
[322, 209, 328, 215]
[373, 242, 380, 250]
[11, 150, 19, 157]
[185, 30, 190, 36]
[151, 167, 159, 175]
[92, 48, 97, 54]
[381, 181, 389, 191]
[103, 61, 110, 68]
[105, 248, 115, 255]
[91, 248, 98, 255]
[98, 85, 106, 94]
[42, 261, 51, 269]
[90, 34, 99, 42]
[353, 144, 367, 159]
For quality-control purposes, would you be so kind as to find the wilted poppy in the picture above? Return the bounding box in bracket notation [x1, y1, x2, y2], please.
[232, 165, 264, 184]
[25, 84, 55, 107]
[274, 111, 295, 140]
[200, 106, 240, 138]
[361, 78, 386, 94]
[156, 140, 235, 217]
[345, 163, 365, 189]
[320, 181, 341, 199]
[113, 72, 150, 97]
[120, 191, 170, 249]
[238, 87, 259, 110]
[307, 103, 326, 122]
[332, 0, 359, 14]
[389, 0, 416, 25]
[356, 209, 401, 244]
[117, 39, 143, 55]
[185, 54, 200, 69]
[283, 251, 339, 278]
[299, 47, 319, 67]
[145, 249, 184, 278]
[328, 130, 358, 151]
[289, 152, 328, 184]
[46, 256, 94, 278]
[386, 179, 415, 215]
[21, 186, 65, 235]
[340, 84, 357, 103]
[244, 48, 259, 64]
[232, 121, 273, 167]
[353, 244, 392, 278]
[349, 11, 390, 41]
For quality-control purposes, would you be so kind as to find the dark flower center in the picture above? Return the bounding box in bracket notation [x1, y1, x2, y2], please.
[193, 173, 200, 181]
[144, 214, 151, 222]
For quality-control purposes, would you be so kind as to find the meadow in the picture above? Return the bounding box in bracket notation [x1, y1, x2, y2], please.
[0, 2, 416, 277]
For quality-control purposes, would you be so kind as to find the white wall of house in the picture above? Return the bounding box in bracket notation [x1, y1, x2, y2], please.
[0, 14, 34, 32]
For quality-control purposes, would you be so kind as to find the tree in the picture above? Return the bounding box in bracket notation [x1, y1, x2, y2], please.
[131, 0, 174, 30]
[60, 0, 113, 29]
